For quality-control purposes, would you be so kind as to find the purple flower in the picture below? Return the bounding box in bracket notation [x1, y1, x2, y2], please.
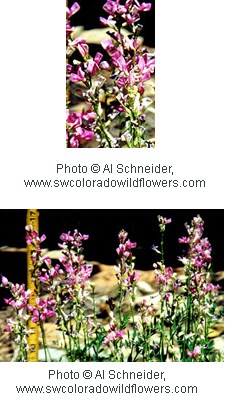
[116, 230, 139, 292]
[136, 1, 151, 12]
[155, 266, 174, 286]
[102, 0, 151, 25]
[103, 319, 125, 347]
[118, 230, 129, 243]
[186, 347, 201, 358]
[67, 2, 80, 18]
[1, 276, 9, 287]
[100, 16, 117, 28]
[70, 37, 89, 57]
[178, 236, 190, 244]
[28, 298, 56, 323]
[4, 283, 31, 310]
[157, 215, 172, 233]
[70, 66, 85, 83]
[25, 226, 46, 246]
[66, 111, 96, 147]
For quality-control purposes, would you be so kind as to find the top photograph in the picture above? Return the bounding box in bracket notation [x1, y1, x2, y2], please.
[66, 0, 155, 148]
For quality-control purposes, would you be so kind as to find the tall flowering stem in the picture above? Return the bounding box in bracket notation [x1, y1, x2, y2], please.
[178, 215, 220, 360]
[100, 0, 155, 147]
[103, 319, 125, 361]
[115, 230, 139, 327]
[57, 230, 93, 360]
[0, 214, 222, 362]
[66, 1, 155, 147]
[114, 229, 140, 360]
[25, 226, 93, 361]
[136, 299, 157, 361]
[0, 278, 31, 361]
[66, 2, 115, 148]
[153, 216, 172, 361]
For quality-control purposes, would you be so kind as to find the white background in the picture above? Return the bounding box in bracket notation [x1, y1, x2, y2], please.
[0, 0, 224, 404]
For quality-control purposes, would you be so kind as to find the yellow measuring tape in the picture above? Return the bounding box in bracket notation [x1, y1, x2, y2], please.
[27, 209, 39, 362]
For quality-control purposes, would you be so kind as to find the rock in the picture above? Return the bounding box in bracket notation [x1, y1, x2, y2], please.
[136, 281, 155, 294]
[38, 348, 68, 362]
[0, 256, 223, 362]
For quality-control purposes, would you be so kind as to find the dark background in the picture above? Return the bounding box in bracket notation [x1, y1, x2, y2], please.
[0, 209, 223, 276]
[0, 209, 223, 307]
[68, 0, 155, 47]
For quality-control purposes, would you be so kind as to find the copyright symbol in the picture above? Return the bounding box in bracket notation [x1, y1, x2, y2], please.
[83, 370, 92, 379]
[91, 164, 101, 173]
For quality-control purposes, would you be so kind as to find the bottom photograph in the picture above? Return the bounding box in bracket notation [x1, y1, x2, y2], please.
[0, 209, 224, 362]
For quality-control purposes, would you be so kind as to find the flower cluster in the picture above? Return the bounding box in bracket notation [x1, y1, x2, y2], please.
[0, 278, 32, 360]
[151, 214, 223, 362]
[115, 229, 139, 292]
[0, 214, 223, 362]
[157, 215, 172, 233]
[66, 110, 96, 148]
[138, 298, 156, 326]
[27, 298, 56, 323]
[66, 2, 80, 39]
[59, 229, 89, 250]
[26, 226, 93, 300]
[154, 263, 174, 289]
[103, 320, 125, 349]
[58, 230, 93, 292]
[178, 215, 219, 298]
[1, 279, 31, 311]
[66, 0, 155, 147]
[101, 0, 151, 26]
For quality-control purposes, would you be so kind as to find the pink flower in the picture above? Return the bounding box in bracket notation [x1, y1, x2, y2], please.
[186, 347, 201, 358]
[101, 38, 117, 55]
[158, 216, 172, 225]
[25, 226, 46, 246]
[100, 16, 117, 28]
[116, 230, 139, 292]
[115, 329, 125, 339]
[67, 2, 80, 18]
[57, 229, 93, 290]
[202, 283, 220, 295]
[70, 137, 79, 148]
[82, 112, 96, 121]
[136, 2, 152, 12]
[118, 230, 128, 243]
[178, 236, 190, 244]
[128, 269, 140, 283]
[4, 325, 13, 333]
[70, 67, 85, 83]
[1, 276, 9, 287]
[103, 320, 125, 347]
[157, 215, 172, 233]
[125, 13, 140, 24]
[4, 284, 31, 310]
[66, 111, 96, 147]
[103, 0, 121, 16]
[59, 229, 89, 247]
[66, 22, 73, 37]
[154, 266, 174, 287]
[86, 53, 104, 75]
[38, 273, 50, 283]
[102, 0, 151, 20]
[192, 347, 201, 356]
[71, 37, 89, 57]
[163, 292, 171, 302]
[28, 297, 56, 323]
[112, 54, 129, 72]
[78, 129, 94, 141]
